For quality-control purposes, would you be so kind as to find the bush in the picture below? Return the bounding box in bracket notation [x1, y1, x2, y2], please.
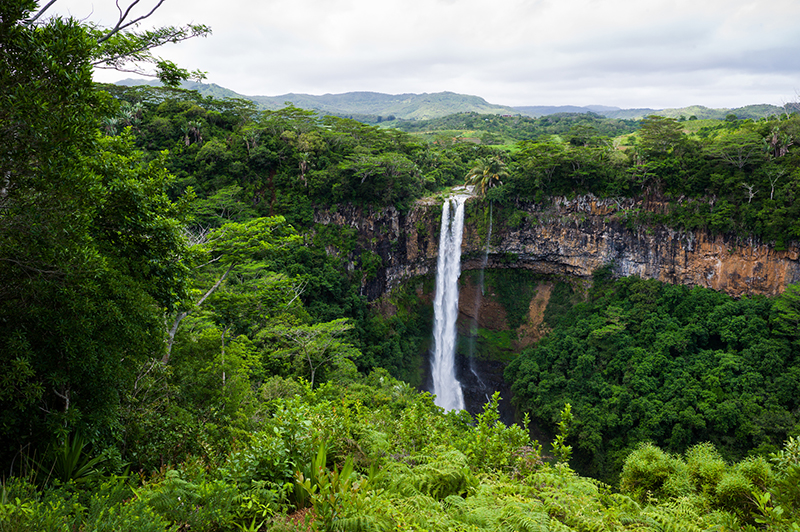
[619, 443, 689, 502]
[708, 455, 772, 522]
[715, 470, 754, 520]
[685, 442, 727, 496]
[459, 392, 532, 472]
[139, 469, 240, 531]
[85, 494, 172, 532]
[382, 448, 477, 500]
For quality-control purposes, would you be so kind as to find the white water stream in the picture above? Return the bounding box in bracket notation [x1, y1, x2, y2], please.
[431, 195, 467, 411]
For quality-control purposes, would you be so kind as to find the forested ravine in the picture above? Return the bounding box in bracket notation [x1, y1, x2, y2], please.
[314, 193, 800, 427]
[6, 2, 800, 526]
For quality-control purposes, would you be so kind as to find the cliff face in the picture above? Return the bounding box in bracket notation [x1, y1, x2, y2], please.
[315, 195, 800, 419]
[315, 195, 800, 300]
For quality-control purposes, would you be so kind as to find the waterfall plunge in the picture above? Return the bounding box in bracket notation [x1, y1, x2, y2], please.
[431, 196, 466, 411]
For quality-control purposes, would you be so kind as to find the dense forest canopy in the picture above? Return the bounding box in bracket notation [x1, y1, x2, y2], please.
[2, 0, 800, 529]
[392, 111, 639, 144]
[506, 272, 800, 482]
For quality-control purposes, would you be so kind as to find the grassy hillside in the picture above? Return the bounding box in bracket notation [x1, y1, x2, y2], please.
[115, 79, 787, 123]
[250, 91, 519, 120]
[602, 103, 784, 120]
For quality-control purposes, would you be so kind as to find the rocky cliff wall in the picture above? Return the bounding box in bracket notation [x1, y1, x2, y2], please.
[314, 195, 800, 300]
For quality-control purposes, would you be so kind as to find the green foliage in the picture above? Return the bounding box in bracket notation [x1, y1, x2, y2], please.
[551, 404, 573, 464]
[771, 284, 800, 338]
[357, 280, 432, 384]
[618, 440, 800, 528]
[0, 3, 196, 467]
[685, 442, 726, 495]
[271, 318, 360, 388]
[462, 392, 533, 471]
[481, 269, 540, 329]
[382, 449, 477, 500]
[9, 375, 800, 531]
[35, 434, 109, 487]
[458, 327, 518, 361]
[85, 480, 173, 532]
[394, 111, 638, 144]
[507, 275, 800, 481]
[296, 454, 388, 532]
[138, 469, 239, 531]
[223, 397, 315, 488]
[465, 156, 509, 196]
[619, 443, 687, 502]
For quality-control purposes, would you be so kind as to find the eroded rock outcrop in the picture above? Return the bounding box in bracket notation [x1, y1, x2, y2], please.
[314, 195, 800, 300]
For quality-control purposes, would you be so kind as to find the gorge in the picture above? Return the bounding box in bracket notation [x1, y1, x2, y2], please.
[315, 193, 800, 416]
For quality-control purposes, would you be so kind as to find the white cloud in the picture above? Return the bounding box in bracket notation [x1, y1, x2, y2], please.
[53, 0, 800, 108]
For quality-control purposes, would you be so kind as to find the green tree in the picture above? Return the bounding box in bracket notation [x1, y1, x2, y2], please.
[464, 157, 509, 196]
[33, 0, 211, 85]
[272, 318, 359, 388]
[771, 283, 800, 338]
[0, 0, 208, 469]
[514, 139, 568, 196]
[707, 128, 766, 170]
[637, 115, 685, 158]
[165, 217, 300, 362]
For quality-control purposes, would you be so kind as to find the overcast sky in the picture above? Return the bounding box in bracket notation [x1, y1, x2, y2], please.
[53, 0, 800, 109]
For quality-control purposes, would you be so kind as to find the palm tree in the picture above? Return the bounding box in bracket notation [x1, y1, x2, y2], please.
[465, 157, 508, 196]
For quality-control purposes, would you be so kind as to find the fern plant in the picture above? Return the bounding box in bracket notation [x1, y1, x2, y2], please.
[382, 448, 476, 501]
[137, 469, 239, 531]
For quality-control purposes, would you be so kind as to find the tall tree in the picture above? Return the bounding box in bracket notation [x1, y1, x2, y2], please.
[637, 115, 685, 159]
[165, 217, 301, 363]
[707, 129, 765, 170]
[465, 157, 509, 196]
[0, 0, 206, 468]
[272, 318, 359, 388]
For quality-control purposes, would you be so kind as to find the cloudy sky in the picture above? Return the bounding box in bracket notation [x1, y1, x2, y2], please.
[53, 0, 800, 109]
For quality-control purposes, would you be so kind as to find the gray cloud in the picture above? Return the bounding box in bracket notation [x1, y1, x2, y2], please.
[55, 0, 800, 108]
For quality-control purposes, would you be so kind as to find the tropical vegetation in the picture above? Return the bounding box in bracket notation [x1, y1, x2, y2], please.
[3, 0, 800, 529]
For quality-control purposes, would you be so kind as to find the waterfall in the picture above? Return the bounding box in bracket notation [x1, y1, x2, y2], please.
[431, 196, 466, 411]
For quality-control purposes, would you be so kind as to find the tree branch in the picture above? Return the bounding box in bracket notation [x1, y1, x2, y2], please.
[163, 261, 236, 364]
[25, 0, 59, 24]
[98, 0, 167, 44]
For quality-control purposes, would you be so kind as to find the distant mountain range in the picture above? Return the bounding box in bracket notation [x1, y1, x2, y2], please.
[114, 79, 787, 122]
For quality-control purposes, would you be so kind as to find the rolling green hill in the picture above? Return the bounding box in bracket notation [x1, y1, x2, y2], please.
[114, 79, 787, 122]
[599, 103, 784, 120]
[114, 79, 518, 121]
[248, 90, 519, 119]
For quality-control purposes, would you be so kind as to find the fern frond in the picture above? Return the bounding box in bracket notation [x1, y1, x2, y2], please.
[332, 514, 392, 532]
[500, 510, 551, 532]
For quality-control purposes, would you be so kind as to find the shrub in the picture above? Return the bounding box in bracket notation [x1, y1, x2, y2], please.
[382, 449, 477, 500]
[460, 392, 532, 472]
[139, 469, 240, 531]
[715, 470, 753, 520]
[223, 398, 315, 488]
[685, 442, 727, 496]
[619, 443, 688, 502]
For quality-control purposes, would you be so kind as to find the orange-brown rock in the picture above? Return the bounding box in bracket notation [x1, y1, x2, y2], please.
[314, 194, 800, 300]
